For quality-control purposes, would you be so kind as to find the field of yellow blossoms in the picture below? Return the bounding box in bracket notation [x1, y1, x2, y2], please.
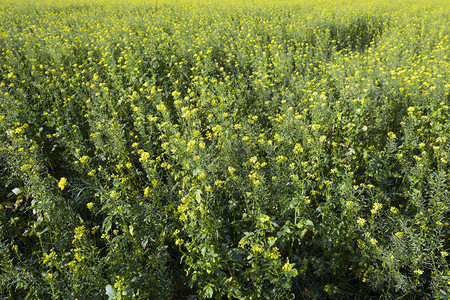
[0, 0, 449, 298]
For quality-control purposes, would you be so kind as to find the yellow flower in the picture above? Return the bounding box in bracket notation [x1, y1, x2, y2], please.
[43, 252, 57, 266]
[21, 164, 32, 172]
[357, 217, 366, 226]
[156, 102, 166, 111]
[268, 247, 280, 259]
[293, 143, 303, 154]
[282, 262, 293, 272]
[390, 207, 399, 214]
[58, 177, 68, 190]
[267, 236, 277, 245]
[276, 155, 287, 163]
[357, 240, 366, 248]
[139, 151, 150, 162]
[86, 202, 94, 209]
[197, 170, 206, 180]
[144, 186, 150, 197]
[212, 124, 222, 134]
[371, 202, 382, 214]
[414, 269, 423, 275]
[260, 214, 270, 223]
[67, 260, 76, 268]
[388, 132, 397, 139]
[252, 244, 264, 254]
[186, 140, 196, 152]
[290, 174, 299, 181]
[72, 225, 85, 244]
[395, 231, 404, 238]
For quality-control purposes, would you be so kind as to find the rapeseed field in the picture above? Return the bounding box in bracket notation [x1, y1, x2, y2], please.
[0, 0, 449, 298]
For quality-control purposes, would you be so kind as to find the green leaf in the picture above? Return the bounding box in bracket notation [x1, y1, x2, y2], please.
[105, 284, 118, 300]
[103, 216, 112, 233]
[289, 198, 299, 209]
[195, 189, 202, 203]
[299, 228, 308, 238]
[304, 219, 314, 230]
[204, 285, 214, 298]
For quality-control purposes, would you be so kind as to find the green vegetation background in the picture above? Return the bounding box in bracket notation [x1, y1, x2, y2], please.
[0, 0, 449, 298]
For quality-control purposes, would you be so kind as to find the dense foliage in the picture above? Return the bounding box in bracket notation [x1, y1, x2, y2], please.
[0, 0, 449, 298]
